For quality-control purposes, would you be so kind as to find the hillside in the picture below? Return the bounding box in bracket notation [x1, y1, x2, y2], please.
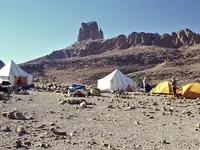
[21, 21, 200, 87]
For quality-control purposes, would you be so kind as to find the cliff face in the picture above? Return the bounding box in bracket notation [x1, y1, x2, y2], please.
[77, 21, 104, 41]
[47, 25, 200, 60]
[25, 21, 200, 61]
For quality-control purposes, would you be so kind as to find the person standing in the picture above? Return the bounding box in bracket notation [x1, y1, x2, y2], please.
[171, 76, 177, 98]
[143, 77, 147, 93]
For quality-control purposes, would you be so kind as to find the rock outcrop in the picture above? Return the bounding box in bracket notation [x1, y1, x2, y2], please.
[35, 21, 200, 60]
[77, 21, 104, 41]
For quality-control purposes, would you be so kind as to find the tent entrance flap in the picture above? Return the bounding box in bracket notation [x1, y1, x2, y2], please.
[14, 76, 28, 86]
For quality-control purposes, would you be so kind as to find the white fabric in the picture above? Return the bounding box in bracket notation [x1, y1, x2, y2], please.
[97, 69, 136, 92]
[0, 60, 33, 86]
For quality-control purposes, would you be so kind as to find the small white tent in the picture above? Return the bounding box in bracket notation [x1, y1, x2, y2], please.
[97, 69, 136, 92]
[0, 60, 33, 86]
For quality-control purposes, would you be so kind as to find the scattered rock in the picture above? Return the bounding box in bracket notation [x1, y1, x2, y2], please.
[16, 127, 26, 136]
[125, 105, 136, 111]
[196, 123, 200, 128]
[51, 128, 66, 136]
[2, 110, 27, 120]
[14, 111, 26, 120]
[160, 139, 170, 144]
[12, 139, 22, 147]
[135, 121, 140, 125]
[165, 102, 171, 105]
[155, 107, 160, 111]
[1, 126, 11, 132]
[50, 122, 56, 126]
[37, 124, 46, 129]
[149, 116, 154, 119]
[38, 143, 50, 148]
[152, 102, 158, 106]
[24, 141, 31, 146]
[169, 107, 174, 112]
[80, 101, 87, 108]
[162, 106, 168, 110]
[107, 105, 114, 109]
[17, 98, 21, 101]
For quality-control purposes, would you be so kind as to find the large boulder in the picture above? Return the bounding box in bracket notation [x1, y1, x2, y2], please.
[142, 33, 154, 45]
[127, 32, 153, 46]
[127, 32, 137, 46]
[177, 30, 189, 46]
[172, 32, 182, 48]
[153, 33, 174, 48]
[115, 35, 130, 49]
[77, 21, 104, 41]
[101, 38, 116, 51]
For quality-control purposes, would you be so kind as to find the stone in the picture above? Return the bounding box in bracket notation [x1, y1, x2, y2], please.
[16, 127, 26, 136]
[39, 143, 48, 148]
[1, 126, 11, 132]
[160, 139, 169, 144]
[196, 123, 200, 128]
[2, 112, 8, 117]
[50, 122, 56, 126]
[14, 111, 26, 120]
[51, 128, 66, 136]
[125, 106, 135, 111]
[12, 139, 22, 147]
[149, 116, 154, 119]
[80, 101, 87, 108]
[24, 141, 31, 146]
[169, 107, 174, 112]
[107, 105, 114, 109]
[17, 98, 21, 101]
[152, 102, 158, 106]
[135, 121, 139, 125]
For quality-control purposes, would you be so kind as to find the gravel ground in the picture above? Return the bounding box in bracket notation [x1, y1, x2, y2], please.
[0, 91, 200, 150]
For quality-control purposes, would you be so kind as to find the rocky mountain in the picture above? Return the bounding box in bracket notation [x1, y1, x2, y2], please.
[37, 21, 200, 61]
[0, 60, 5, 69]
[21, 21, 200, 86]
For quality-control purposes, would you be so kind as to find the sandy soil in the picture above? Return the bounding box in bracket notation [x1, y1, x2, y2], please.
[0, 91, 200, 150]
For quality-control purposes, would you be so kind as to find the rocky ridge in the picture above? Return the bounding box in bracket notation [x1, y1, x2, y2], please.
[44, 21, 200, 60]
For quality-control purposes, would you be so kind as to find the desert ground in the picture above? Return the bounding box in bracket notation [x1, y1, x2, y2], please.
[0, 90, 200, 150]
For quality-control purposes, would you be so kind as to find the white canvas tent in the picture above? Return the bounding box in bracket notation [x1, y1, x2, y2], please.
[0, 60, 33, 86]
[97, 69, 136, 92]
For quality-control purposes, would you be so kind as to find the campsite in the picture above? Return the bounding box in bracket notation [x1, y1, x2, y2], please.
[1, 1, 200, 149]
[0, 61, 200, 149]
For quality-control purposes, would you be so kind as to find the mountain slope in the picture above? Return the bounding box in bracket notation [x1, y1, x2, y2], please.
[21, 21, 200, 86]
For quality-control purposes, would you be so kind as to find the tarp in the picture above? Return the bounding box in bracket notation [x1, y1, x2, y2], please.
[178, 83, 200, 99]
[150, 81, 173, 95]
[97, 69, 136, 92]
[140, 83, 152, 93]
[71, 84, 85, 89]
[68, 84, 86, 93]
[0, 60, 33, 86]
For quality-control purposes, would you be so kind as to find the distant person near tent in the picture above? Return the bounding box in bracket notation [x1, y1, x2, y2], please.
[17, 78, 23, 90]
[171, 76, 177, 98]
[143, 77, 147, 93]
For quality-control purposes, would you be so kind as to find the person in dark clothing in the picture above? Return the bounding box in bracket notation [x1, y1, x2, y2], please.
[171, 76, 177, 98]
[16, 78, 23, 91]
[17, 78, 22, 86]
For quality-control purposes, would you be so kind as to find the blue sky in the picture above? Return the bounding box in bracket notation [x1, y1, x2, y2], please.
[0, 0, 200, 64]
